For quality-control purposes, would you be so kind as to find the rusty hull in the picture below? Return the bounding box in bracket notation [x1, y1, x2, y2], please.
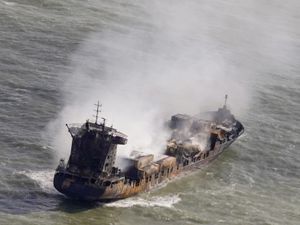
[54, 138, 233, 201]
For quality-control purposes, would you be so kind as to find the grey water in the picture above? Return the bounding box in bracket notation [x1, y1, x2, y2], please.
[0, 0, 300, 224]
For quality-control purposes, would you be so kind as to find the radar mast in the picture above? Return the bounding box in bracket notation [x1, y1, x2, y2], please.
[94, 101, 102, 124]
[223, 94, 228, 109]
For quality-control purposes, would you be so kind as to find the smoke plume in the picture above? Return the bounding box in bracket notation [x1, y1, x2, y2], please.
[48, 1, 254, 162]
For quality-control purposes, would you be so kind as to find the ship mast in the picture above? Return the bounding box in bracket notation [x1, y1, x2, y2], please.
[94, 101, 102, 124]
[224, 94, 228, 109]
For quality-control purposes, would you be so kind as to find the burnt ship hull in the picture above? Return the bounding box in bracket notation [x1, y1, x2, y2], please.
[54, 136, 240, 201]
[53, 99, 244, 201]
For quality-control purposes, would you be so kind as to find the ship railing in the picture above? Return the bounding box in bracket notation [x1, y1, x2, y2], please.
[113, 131, 127, 138]
[68, 123, 83, 128]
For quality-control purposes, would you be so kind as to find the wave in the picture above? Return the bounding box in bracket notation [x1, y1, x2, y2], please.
[105, 194, 181, 208]
[2, 1, 16, 6]
[17, 170, 56, 194]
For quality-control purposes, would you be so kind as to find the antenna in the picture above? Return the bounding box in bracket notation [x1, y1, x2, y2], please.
[66, 124, 74, 138]
[224, 94, 228, 108]
[94, 101, 102, 124]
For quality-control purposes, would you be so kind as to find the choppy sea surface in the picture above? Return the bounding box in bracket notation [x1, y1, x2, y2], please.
[1, 0, 300, 225]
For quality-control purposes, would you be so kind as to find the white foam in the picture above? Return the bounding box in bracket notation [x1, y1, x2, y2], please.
[105, 194, 181, 208]
[18, 170, 56, 194]
[238, 133, 247, 140]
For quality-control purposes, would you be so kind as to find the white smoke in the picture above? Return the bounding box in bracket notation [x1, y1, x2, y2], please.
[47, 1, 253, 162]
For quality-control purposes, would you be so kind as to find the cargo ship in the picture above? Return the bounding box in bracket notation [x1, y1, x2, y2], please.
[53, 96, 244, 201]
